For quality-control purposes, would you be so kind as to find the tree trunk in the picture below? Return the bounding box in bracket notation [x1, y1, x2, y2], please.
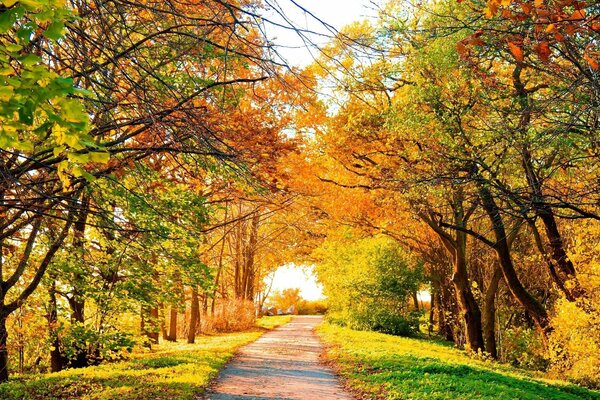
[167, 307, 177, 342]
[160, 303, 168, 341]
[48, 280, 64, 372]
[482, 265, 502, 358]
[0, 313, 9, 382]
[188, 287, 200, 344]
[477, 182, 551, 339]
[412, 291, 420, 311]
[452, 242, 485, 353]
[141, 306, 160, 345]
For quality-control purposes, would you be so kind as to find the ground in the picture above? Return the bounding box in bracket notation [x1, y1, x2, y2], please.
[205, 315, 352, 400]
[2, 316, 599, 400]
[317, 322, 600, 400]
[0, 316, 290, 400]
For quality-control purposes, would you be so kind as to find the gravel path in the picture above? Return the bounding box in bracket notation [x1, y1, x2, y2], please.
[204, 315, 353, 400]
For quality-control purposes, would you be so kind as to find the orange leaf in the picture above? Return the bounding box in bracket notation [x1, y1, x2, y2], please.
[570, 9, 586, 20]
[565, 24, 577, 35]
[584, 53, 599, 70]
[545, 23, 556, 32]
[555, 32, 565, 41]
[508, 42, 524, 62]
[521, 3, 532, 14]
[457, 42, 468, 58]
[536, 42, 551, 62]
[534, 0, 543, 6]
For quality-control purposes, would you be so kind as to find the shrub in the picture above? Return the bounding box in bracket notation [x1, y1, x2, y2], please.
[201, 299, 255, 333]
[298, 299, 328, 315]
[548, 298, 600, 388]
[60, 323, 135, 365]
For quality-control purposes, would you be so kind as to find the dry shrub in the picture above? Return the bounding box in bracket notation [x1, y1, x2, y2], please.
[201, 299, 256, 333]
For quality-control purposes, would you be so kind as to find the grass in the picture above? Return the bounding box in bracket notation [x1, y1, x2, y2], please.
[0, 315, 291, 400]
[317, 323, 600, 400]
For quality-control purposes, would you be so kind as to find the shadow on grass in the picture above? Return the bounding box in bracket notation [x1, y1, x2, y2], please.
[359, 354, 599, 400]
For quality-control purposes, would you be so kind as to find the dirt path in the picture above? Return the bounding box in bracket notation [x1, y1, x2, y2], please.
[204, 315, 353, 400]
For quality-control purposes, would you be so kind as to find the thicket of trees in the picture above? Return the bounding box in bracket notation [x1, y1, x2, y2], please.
[0, 0, 598, 390]
[0, 0, 317, 380]
[294, 0, 599, 387]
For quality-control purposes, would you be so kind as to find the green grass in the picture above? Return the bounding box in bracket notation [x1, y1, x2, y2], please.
[0, 316, 291, 400]
[317, 323, 600, 400]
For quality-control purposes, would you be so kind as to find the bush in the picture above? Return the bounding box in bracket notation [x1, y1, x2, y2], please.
[201, 299, 255, 333]
[501, 327, 548, 371]
[298, 299, 328, 315]
[329, 309, 420, 337]
[548, 298, 600, 388]
[61, 323, 135, 365]
[315, 233, 425, 337]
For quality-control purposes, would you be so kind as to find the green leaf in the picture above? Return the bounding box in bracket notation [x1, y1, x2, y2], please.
[19, 54, 40, 66]
[18, 99, 35, 124]
[0, 9, 17, 33]
[60, 99, 87, 123]
[17, 23, 36, 44]
[5, 43, 22, 52]
[43, 20, 64, 40]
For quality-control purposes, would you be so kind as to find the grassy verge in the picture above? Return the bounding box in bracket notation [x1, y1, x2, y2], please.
[317, 323, 600, 400]
[0, 315, 291, 400]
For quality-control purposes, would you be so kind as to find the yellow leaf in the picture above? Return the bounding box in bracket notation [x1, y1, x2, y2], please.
[89, 151, 110, 164]
[67, 152, 90, 163]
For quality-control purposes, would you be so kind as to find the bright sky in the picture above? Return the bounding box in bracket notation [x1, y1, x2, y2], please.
[262, 0, 378, 66]
[269, 264, 325, 301]
[260, 2, 374, 300]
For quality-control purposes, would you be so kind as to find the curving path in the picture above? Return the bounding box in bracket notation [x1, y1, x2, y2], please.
[204, 315, 353, 400]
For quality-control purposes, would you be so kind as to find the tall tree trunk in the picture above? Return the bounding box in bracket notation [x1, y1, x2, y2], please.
[141, 306, 159, 345]
[243, 211, 260, 301]
[160, 303, 168, 341]
[48, 280, 64, 372]
[482, 265, 502, 358]
[452, 241, 485, 353]
[68, 193, 89, 368]
[0, 313, 9, 382]
[188, 287, 200, 344]
[167, 307, 177, 342]
[412, 291, 420, 311]
[477, 182, 551, 339]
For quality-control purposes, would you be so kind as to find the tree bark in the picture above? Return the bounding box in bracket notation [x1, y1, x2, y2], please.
[477, 182, 551, 339]
[482, 265, 502, 358]
[48, 280, 64, 372]
[188, 287, 200, 344]
[167, 307, 177, 342]
[0, 313, 8, 382]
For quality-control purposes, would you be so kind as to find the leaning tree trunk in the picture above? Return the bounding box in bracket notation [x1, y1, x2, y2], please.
[477, 182, 551, 340]
[452, 241, 485, 353]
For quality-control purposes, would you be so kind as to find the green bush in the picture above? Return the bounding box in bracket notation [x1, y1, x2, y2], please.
[316, 233, 425, 337]
[61, 323, 135, 366]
